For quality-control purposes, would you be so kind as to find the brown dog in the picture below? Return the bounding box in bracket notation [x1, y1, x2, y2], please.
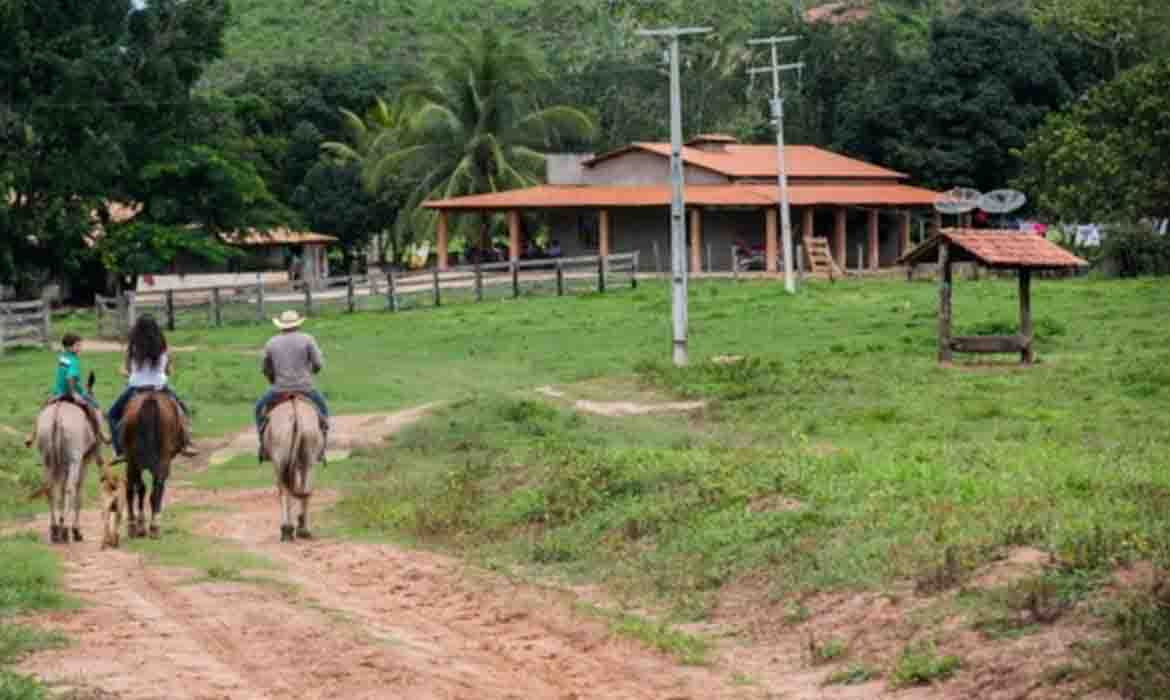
[99, 465, 127, 549]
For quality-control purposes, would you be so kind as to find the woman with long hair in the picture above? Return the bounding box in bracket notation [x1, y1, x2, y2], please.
[107, 316, 197, 461]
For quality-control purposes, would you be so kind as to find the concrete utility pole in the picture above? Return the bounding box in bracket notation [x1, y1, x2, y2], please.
[749, 36, 804, 295]
[637, 26, 711, 367]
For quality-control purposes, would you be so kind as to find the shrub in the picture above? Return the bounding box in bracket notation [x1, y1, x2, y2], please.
[890, 641, 961, 688]
[1099, 227, 1170, 278]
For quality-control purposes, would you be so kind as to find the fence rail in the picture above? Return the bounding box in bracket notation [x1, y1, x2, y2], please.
[94, 253, 639, 336]
[0, 298, 51, 353]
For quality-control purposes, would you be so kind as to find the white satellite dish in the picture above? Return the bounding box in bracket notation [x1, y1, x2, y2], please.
[933, 188, 982, 215]
[979, 189, 1027, 215]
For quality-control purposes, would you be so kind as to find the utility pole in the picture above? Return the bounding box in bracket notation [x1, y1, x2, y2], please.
[638, 26, 711, 367]
[749, 36, 803, 295]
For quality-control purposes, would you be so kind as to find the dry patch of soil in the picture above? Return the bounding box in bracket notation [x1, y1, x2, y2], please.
[536, 385, 706, 418]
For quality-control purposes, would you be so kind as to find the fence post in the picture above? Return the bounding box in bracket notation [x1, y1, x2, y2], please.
[95, 297, 104, 338]
[706, 243, 712, 274]
[598, 255, 607, 293]
[165, 290, 175, 331]
[346, 275, 356, 313]
[631, 252, 639, 289]
[857, 244, 864, 274]
[511, 261, 519, 299]
[40, 296, 52, 350]
[432, 267, 441, 307]
[555, 259, 565, 296]
[386, 269, 399, 312]
[796, 243, 804, 280]
[124, 292, 137, 335]
[211, 287, 222, 327]
[653, 240, 662, 273]
[303, 282, 313, 317]
[256, 272, 265, 323]
[474, 262, 484, 302]
[732, 246, 739, 281]
[0, 309, 6, 356]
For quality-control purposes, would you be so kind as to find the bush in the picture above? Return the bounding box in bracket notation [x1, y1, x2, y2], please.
[1099, 227, 1170, 278]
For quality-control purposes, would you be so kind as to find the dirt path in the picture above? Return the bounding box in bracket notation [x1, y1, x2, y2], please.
[13, 407, 757, 700]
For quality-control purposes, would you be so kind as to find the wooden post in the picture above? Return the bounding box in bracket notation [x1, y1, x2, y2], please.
[689, 208, 702, 274]
[95, 298, 104, 338]
[599, 210, 612, 258]
[796, 244, 804, 278]
[802, 207, 815, 240]
[386, 269, 399, 312]
[765, 207, 778, 274]
[255, 272, 265, 323]
[705, 243, 712, 273]
[346, 276, 356, 312]
[653, 240, 662, 273]
[508, 210, 521, 262]
[731, 246, 739, 280]
[868, 209, 880, 271]
[834, 207, 847, 269]
[598, 255, 607, 294]
[900, 210, 912, 258]
[555, 260, 564, 296]
[474, 262, 484, 302]
[631, 251, 639, 289]
[40, 297, 51, 350]
[211, 287, 222, 327]
[511, 261, 519, 298]
[932, 211, 942, 237]
[938, 240, 953, 364]
[1019, 267, 1033, 364]
[856, 245, 864, 274]
[432, 267, 441, 307]
[436, 210, 450, 271]
[303, 282, 313, 316]
[165, 290, 175, 331]
[124, 291, 137, 333]
[0, 310, 6, 356]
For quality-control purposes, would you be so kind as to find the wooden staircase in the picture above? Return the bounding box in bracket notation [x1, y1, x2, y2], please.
[803, 236, 846, 281]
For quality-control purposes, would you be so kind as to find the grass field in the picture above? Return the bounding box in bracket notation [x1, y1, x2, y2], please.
[3, 276, 1170, 693]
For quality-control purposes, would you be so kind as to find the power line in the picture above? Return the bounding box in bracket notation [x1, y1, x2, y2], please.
[749, 36, 803, 295]
[636, 26, 711, 368]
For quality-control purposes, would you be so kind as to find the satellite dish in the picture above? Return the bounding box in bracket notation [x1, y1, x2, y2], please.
[979, 189, 1027, 215]
[933, 188, 982, 215]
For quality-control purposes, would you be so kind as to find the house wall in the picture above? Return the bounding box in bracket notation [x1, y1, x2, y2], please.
[582, 151, 729, 186]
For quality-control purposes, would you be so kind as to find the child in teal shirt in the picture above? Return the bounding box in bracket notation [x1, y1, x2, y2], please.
[26, 334, 106, 446]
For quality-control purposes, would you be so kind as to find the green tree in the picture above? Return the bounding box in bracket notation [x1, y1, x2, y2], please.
[1014, 59, 1170, 222]
[388, 32, 596, 241]
[834, 9, 1099, 192]
[1032, 0, 1170, 77]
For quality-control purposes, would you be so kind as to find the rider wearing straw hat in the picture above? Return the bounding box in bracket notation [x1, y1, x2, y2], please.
[255, 310, 330, 462]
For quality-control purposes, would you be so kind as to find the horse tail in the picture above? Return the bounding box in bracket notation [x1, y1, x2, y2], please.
[291, 401, 314, 498]
[51, 404, 66, 474]
[133, 395, 162, 476]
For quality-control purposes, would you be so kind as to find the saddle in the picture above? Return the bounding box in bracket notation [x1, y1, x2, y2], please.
[44, 394, 106, 444]
[261, 392, 328, 431]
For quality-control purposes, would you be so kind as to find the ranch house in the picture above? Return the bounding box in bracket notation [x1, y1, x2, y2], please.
[424, 134, 941, 274]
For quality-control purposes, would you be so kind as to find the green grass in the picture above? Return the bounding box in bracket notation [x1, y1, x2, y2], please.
[573, 602, 711, 666]
[5, 277, 1170, 683]
[124, 521, 278, 575]
[0, 534, 73, 696]
[889, 641, 961, 688]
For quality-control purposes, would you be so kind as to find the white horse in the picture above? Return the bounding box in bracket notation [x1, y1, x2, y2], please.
[265, 396, 324, 542]
[35, 401, 101, 543]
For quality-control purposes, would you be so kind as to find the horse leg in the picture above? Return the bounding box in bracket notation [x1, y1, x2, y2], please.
[46, 476, 60, 544]
[278, 483, 294, 542]
[52, 479, 67, 544]
[148, 475, 166, 539]
[135, 473, 148, 538]
[296, 492, 312, 540]
[124, 473, 137, 539]
[67, 460, 85, 543]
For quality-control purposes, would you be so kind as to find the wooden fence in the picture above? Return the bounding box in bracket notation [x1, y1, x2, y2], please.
[0, 298, 52, 353]
[93, 253, 639, 336]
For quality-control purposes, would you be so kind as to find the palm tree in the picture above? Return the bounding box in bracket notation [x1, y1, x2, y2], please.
[384, 32, 597, 244]
[320, 97, 412, 262]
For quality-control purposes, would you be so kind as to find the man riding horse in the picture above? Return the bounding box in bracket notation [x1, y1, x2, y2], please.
[255, 310, 330, 462]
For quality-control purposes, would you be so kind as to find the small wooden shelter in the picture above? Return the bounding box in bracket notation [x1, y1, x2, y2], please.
[898, 229, 1088, 365]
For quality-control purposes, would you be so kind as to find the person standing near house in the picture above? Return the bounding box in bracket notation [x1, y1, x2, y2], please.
[254, 310, 330, 461]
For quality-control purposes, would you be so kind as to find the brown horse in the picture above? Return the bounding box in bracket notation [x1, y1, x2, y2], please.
[120, 391, 183, 538]
[33, 401, 101, 543]
[264, 396, 324, 542]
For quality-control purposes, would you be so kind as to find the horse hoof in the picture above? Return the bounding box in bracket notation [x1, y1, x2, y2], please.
[49, 525, 61, 544]
[280, 525, 294, 543]
[295, 528, 312, 540]
[71, 528, 83, 543]
[148, 525, 161, 539]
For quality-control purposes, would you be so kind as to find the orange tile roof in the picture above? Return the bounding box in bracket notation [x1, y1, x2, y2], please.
[220, 227, 339, 246]
[899, 229, 1089, 269]
[425, 183, 939, 210]
[584, 143, 908, 180]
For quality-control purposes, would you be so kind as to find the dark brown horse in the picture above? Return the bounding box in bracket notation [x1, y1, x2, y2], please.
[120, 391, 183, 538]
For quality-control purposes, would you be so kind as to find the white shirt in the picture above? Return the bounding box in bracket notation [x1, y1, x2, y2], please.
[128, 352, 169, 388]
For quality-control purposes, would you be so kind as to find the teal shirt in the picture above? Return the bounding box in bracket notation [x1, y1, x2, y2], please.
[52, 352, 82, 397]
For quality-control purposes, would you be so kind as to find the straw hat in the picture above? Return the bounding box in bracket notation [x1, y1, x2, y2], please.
[272, 310, 306, 330]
